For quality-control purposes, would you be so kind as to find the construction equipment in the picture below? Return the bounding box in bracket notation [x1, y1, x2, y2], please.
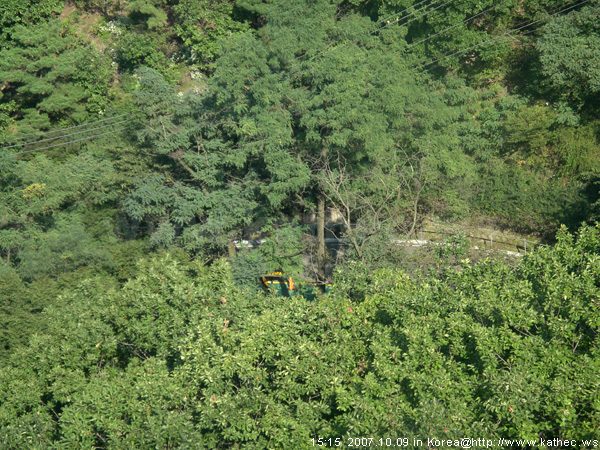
[259, 272, 332, 301]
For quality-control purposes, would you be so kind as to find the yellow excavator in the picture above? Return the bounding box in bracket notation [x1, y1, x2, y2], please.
[259, 271, 332, 301]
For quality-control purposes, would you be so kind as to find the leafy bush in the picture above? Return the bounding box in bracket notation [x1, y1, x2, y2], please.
[0, 20, 113, 131]
[231, 247, 266, 290]
[173, 0, 248, 67]
[474, 159, 586, 235]
[116, 32, 166, 71]
[17, 218, 113, 280]
[231, 221, 305, 289]
[0, 0, 63, 46]
[435, 232, 470, 259]
[0, 266, 31, 358]
[2, 225, 598, 447]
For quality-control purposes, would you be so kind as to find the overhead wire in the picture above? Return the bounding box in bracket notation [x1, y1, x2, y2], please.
[404, 0, 513, 51]
[143, 1, 587, 150]
[377, 0, 434, 29]
[295, 0, 438, 61]
[396, 0, 456, 29]
[2, 112, 138, 143]
[5, 1, 454, 154]
[304, 0, 455, 63]
[414, 0, 589, 71]
[6, 1, 588, 157]
[381, 0, 446, 30]
[3, 117, 140, 149]
[3, 4, 420, 158]
[13, 126, 132, 155]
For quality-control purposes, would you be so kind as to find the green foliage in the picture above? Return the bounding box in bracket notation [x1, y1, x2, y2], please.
[0, 101, 17, 137]
[115, 31, 166, 71]
[0, 151, 119, 280]
[0, 0, 63, 47]
[332, 258, 407, 302]
[231, 246, 267, 290]
[17, 153, 119, 211]
[130, 0, 469, 261]
[341, 222, 408, 269]
[474, 158, 586, 234]
[499, 103, 600, 176]
[401, 0, 501, 70]
[231, 221, 306, 288]
[235, 0, 276, 16]
[435, 232, 470, 259]
[173, 0, 248, 66]
[125, 65, 283, 254]
[554, 123, 600, 176]
[0, 266, 35, 358]
[17, 216, 113, 280]
[537, 4, 600, 112]
[256, 221, 306, 276]
[0, 254, 232, 447]
[581, 171, 600, 223]
[2, 2, 600, 445]
[0, 20, 113, 134]
[126, 0, 168, 29]
[502, 103, 557, 160]
[72, 0, 123, 14]
[2, 225, 599, 446]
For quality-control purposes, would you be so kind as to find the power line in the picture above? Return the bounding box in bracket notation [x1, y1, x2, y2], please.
[404, 0, 512, 51]
[394, 0, 453, 29]
[16, 2, 581, 158]
[297, 0, 455, 65]
[423, 0, 588, 70]
[312, 0, 455, 62]
[377, 0, 434, 29]
[13, 126, 131, 155]
[415, 0, 589, 71]
[3, 117, 139, 149]
[383, 0, 446, 29]
[0, 5, 466, 159]
[295, 0, 438, 61]
[2, 112, 138, 143]
[287, 0, 456, 79]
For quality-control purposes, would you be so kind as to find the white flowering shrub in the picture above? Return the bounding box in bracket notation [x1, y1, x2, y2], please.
[98, 20, 123, 36]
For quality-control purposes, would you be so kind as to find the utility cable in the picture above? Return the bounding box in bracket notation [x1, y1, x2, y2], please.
[395, 0, 453, 29]
[297, 0, 454, 64]
[404, 0, 512, 51]
[422, 0, 588, 70]
[13, 126, 131, 155]
[2, 112, 138, 143]
[377, 0, 434, 30]
[415, 0, 588, 71]
[383, 0, 446, 30]
[402, 0, 576, 59]
[3, 117, 139, 149]
[295, 0, 438, 61]
[13, 2, 578, 157]
[308, 0, 455, 63]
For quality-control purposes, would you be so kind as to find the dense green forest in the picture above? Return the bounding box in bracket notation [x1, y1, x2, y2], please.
[1, 0, 599, 448]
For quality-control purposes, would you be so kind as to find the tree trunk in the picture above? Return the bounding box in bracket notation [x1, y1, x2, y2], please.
[316, 145, 328, 281]
[227, 240, 237, 258]
[409, 190, 421, 238]
[317, 192, 326, 281]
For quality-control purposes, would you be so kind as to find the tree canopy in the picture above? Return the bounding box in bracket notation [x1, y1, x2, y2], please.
[0, 20, 112, 134]
[1, 225, 599, 447]
[1, 0, 600, 447]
